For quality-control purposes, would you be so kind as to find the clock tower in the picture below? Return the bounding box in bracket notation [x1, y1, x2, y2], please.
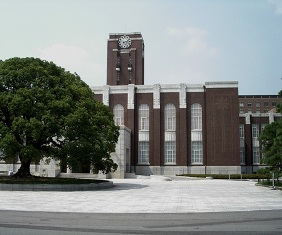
[107, 33, 144, 85]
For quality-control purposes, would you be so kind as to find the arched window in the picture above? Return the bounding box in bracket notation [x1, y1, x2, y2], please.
[138, 104, 150, 164]
[164, 104, 176, 164]
[191, 103, 203, 164]
[113, 104, 124, 126]
[165, 103, 176, 131]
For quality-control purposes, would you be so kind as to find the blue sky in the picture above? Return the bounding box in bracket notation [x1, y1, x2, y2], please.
[0, 0, 281, 95]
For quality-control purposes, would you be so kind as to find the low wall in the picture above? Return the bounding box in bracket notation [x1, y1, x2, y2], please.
[135, 166, 242, 176]
[0, 181, 113, 191]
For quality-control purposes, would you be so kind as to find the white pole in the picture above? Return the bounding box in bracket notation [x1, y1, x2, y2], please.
[271, 172, 276, 190]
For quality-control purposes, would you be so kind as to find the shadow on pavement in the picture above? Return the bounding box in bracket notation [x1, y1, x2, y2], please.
[110, 183, 149, 190]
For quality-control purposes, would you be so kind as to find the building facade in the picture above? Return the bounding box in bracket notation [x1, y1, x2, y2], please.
[238, 95, 282, 174]
[92, 32, 242, 176]
[1, 32, 281, 177]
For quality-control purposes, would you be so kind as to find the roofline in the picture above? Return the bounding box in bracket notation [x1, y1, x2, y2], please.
[239, 95, 281, 98]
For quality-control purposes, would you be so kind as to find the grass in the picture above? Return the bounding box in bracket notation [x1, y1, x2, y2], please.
[0, 176, 107, 184]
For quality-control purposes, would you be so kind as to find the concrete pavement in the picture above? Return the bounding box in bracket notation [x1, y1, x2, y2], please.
[0, 177, 282, 213]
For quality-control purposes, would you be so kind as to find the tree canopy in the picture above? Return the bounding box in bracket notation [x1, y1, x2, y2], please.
[259, 90, 282, 177]
[0, 57, 119, 177]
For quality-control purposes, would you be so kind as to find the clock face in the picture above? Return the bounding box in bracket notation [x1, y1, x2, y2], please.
[118, 35, 131, 49]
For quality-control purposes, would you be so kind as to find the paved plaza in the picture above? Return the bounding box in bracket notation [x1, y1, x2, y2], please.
[0, 177, 282, 213]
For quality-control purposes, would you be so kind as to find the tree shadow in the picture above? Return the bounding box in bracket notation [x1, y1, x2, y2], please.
[109, 182, 149, 191]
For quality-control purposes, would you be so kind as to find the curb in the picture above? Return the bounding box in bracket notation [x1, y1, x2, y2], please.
[0, 181, 113, 191]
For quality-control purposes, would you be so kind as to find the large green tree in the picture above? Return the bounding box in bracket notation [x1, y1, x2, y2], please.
[0, 57, 119, 177]
[259, 90, 282, 176]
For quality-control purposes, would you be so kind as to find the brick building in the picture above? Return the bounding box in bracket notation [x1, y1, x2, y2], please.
[238, 95, 281, 173]
[91, 32, 281, 177]
[1, 32, 281, 177]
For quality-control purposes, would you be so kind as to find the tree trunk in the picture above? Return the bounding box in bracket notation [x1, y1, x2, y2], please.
[12, 159, 32, 178]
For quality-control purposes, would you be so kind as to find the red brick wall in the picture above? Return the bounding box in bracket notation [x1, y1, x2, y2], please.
[107, 33, 144, 86]
[205, 88, 240, 166]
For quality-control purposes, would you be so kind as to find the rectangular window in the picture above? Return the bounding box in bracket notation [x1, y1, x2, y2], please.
[264, 101, 269, 107]
[248, 101, 252, 107]
[240, 147, 245, 164]
[140, 117, 149, 130]
[164, 141, 176, 164]
[239, 124, 244, 138]
[239, 101, 244, 107]
[114, 117, 122, 126]
[239, 124, 245, 164]
[272, 101, 276, 107]
[255, 102, 260, 108]
[252, 124, 260, 165]
[261, 124, 267, 132]
[166, 117, 176, 131]
[253, 147, 260, 164]
[252, 124, 259, 138]
[191, 117, 202, 130]
[138, 141, 149, 164]
[191, 141, 203, 164]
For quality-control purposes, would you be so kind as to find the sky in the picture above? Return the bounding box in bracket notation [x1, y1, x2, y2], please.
[0, 0, 282, 95]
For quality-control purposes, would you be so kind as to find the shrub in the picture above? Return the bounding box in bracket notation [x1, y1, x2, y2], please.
[177, 174, 271, 179]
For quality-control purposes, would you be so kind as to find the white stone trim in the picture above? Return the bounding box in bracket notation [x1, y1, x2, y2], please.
[153, 84, 161, 109]
[179, 83, 187, 108]
[165, 132, 176, 141]
[102, 85, 110, 106]
[139, 132, 149, 141]
[110, 86, 129, 94]
[127, 84, 135, 109]
[269, 112, 274, 123]
[135, 85, 153, 93]
[205, 81, 238, 89]
[245, 113, 251, 125]
[186, 84, 205, 92]
[239, 112, 281, 124]
[159, 84, 180, 93]
[91, 86, 103, 94]
[191, 131, 202, 141]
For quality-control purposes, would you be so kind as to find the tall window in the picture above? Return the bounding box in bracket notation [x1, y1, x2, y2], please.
[138, 142, 149, 164]
[113, 104, 124, 126]
[260, 124, 267, 160]
[253, 147, 260, 164]
[138, 104, 150, 164]
[165, 104, 176, 131]
[191, 141, 203, 164]
[191, 103, 203, 164]
[252, 124, 259, 138]
[165, 141, 176, 164]
[239, 124, 245, 164]
[191, 103, 202, 130]
[164, 104, 176, 164]
[252, 124, 260, 164]
[139, 104, 149, 130]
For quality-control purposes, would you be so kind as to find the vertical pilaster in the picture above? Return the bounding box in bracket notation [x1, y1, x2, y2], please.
[126, 84, 136, 170]
[179, 84, 188, 166]
[153, 84, 161, 166]
[244, 114, 252, 169]
[102, 85, 110, 106]
[269, 112, 274, 123]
